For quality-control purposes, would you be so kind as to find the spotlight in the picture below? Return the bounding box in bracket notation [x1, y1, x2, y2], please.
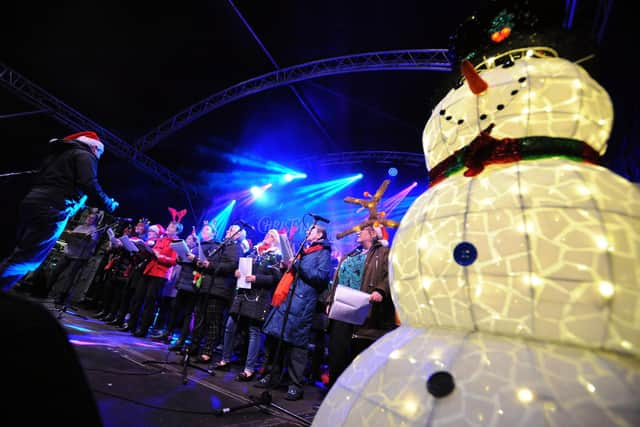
[388, 167, 398, 177]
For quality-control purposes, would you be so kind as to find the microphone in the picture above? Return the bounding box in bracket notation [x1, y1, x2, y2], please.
[308, 213, 330, 223]
[238, 220, 256, 232]
[112, 216, 133, 222]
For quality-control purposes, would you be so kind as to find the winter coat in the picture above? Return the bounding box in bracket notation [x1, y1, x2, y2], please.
[175, 240, 216, 293]
[27, 139, 115, 213]
[262, 239, 332, 347]
[142, 236, 178, 279]
[329, 241, 396, 340]
[199, 239, 242, 302]
[229, 246, 282, 322]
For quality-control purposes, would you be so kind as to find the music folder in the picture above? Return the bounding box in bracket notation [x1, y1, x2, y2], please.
[170, 239, 191, 261]
[328, 284, 371, 325]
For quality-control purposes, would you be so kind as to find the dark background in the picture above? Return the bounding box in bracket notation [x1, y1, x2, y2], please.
[2, 0, 638, 256]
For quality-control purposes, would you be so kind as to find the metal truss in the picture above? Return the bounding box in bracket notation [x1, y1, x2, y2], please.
[134, 49, 452, 151]
[0, 62, 193, 194]
[296, 150, 426, 169]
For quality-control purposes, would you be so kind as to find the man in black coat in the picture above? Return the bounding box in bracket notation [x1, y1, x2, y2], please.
[0, 131, 119, 290]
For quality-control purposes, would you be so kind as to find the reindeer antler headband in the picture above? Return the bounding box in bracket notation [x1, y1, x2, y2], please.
[336, 179, 400, 240]
[168, 207, 187, 223]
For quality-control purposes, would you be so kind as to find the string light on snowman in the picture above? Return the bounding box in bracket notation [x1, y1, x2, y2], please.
[313, 1, 639, 426]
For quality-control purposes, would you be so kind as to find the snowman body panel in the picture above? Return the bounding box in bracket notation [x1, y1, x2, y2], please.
[313, 54, 640, 426]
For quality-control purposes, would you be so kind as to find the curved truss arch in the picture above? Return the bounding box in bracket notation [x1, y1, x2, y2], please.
[296, 150, 426, 170]
[135, 49, 451, 152]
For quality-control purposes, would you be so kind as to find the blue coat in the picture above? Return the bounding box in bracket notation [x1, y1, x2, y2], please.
[262, 240, 332, 347]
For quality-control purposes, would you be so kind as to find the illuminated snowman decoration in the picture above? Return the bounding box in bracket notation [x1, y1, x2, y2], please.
[313, 47, 640, 426]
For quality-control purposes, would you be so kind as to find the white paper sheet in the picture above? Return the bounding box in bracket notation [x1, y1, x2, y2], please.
[236, 257, 253, 289]
[328, 284, 371, 325]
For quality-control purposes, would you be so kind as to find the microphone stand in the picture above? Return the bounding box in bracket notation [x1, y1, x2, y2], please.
[216, 220, 318, 426]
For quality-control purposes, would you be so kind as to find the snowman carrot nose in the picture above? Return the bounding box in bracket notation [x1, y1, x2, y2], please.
[461, 59, 488, 95]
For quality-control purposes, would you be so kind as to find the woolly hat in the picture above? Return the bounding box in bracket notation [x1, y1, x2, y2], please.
[148, 224, 165, 235]
[64, 131, 105, 158]
[372, 224, 389, 247]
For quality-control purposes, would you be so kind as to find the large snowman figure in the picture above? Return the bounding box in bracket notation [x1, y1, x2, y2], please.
[313, 15, 639, 427]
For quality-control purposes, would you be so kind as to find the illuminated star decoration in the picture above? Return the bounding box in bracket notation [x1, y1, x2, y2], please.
[336, 179, 400, 240]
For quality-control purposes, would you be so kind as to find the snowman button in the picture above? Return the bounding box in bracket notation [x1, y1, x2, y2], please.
[427, 371, 455, 398]
[453, 241, 477, 266]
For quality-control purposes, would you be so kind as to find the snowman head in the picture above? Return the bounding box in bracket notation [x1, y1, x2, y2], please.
[423, 49, 613, 172]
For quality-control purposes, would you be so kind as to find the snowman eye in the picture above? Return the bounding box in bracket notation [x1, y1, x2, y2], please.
[511, 89, 519, 96]
[439, 109, 446, 116]
[457, 119, 464, 125]
[445, 115, 452, 121]
[497, 104, 505, 111]
[518, 76, 527, 83]
[480, 114, 488, 120]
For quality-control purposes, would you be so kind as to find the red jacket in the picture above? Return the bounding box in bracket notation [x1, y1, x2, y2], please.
[143, 236, 177, 279]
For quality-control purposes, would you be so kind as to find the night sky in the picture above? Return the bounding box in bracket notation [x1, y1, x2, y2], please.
[1, 0, 637, 256]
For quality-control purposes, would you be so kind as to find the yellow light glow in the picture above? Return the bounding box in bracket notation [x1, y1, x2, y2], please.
[389, 349, 403, 360]
[526, 49, 534, 57]
[517, 388, 535, 403]
[595, 235, 609, 250]
[418, 236, 428, 249]
[598, 281, 614, 298]
[408, 357, 417, 364]
[576, 185, 591, 196]
[422, 278, 432, 290]
[394, 280, 402, 293]
[517, 222, 534, 234]
[402, 397, 419, 417]
[523, 274, 542, 287]
[621, 341, 632, 350]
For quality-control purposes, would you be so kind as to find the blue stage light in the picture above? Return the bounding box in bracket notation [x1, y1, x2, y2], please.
[388, 167, 398, 177]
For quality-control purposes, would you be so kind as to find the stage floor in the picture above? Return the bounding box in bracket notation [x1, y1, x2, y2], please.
[20, 292, 326, 427]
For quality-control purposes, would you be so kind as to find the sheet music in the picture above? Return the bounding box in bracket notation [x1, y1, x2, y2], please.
[236, 257, 253, 289]
[170, 239, 192, 261]
[328, 284, 372, 325]
[106, 228, 120, 245]
[118, 235, 139, 253]
[278, 232, 294, 261]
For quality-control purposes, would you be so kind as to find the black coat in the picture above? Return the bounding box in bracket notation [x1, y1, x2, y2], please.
[229, 247, 282, 322]
[29, 139, 114, 212]
[199, 239, 242, 302]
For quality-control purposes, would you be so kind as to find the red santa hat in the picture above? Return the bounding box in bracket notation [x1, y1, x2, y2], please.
[372, 224, 389, 247]
[63, 131, 105, 158]
[148, 224, 165, 235]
